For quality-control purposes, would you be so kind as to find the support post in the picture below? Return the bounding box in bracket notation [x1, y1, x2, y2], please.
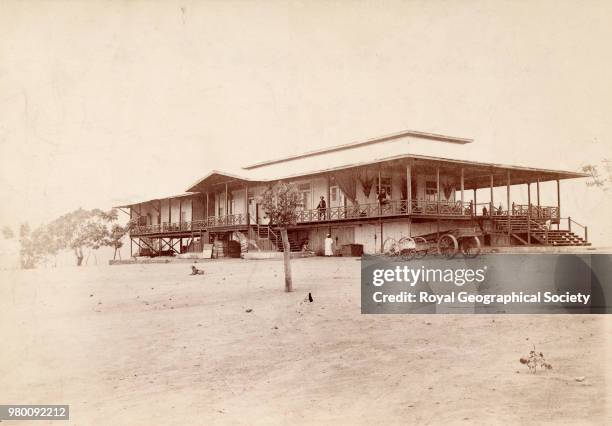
[380, 222, 384, 253]
[179, 198, 182, 230]
[168, 199, 172, 226]
[245, 185, 249, 226]
[206, 192, 209, 224]
[436, 166, 440, 213]
[489, 174, 494, 214]
[225, 183, 229, 217]
[527, 182, 531, 244]
[326, 174, 331, 220]
[378, 168, 382, 215]
[406, 161, 412, 214]
[473, 188, 477, 215]
[378, 167, 382, 250]
[556, 179, 561, 221]
[460, 167, 464, 214]
[506, 171, 510, 214]
[536, 178, 541, 208]
[507, 171, 511, 236]
[158, 200, 161, 226]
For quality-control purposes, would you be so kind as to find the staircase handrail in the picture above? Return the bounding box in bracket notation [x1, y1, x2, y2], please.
[562, 216, 588, 243]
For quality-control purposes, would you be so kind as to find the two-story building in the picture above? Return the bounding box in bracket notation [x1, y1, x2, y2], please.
[116, 129, 589, 257]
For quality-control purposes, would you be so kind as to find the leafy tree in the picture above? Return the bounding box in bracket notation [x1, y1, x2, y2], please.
[260, 182, 301, 292]
[45, 208, 117, 266]
[19, 222, 30, 239]
[19, 223, 52, 269]
[582, 159, 611, 190]
[2, 225, 14, 239]
[105, 218, 135, 260]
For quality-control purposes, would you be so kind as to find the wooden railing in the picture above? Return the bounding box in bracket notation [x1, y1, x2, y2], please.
[565, 216, 588, 242]
[131, 214, 247, 236]
[410, 199, 473, 216]
[476, 203, 560, 221]
[294, 199, 474, 224]
[130, 200, 564, 237]
[511, 204, 560, 220]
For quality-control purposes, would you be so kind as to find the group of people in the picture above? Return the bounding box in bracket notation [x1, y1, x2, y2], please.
[301, 234, 335, 256]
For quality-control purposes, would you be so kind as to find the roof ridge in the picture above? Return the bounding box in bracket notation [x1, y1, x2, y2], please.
[242, 129, 473, 170]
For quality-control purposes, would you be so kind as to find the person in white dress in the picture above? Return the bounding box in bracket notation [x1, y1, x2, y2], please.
[324, 234, 334, 256]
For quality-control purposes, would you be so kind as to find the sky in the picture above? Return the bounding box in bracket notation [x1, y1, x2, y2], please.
[1, 0, 611, 243]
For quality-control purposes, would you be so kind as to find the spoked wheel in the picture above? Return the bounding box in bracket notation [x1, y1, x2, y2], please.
[413, 236, 428, 259]
[382, 237, 399, 256]
[437, 234, 459, 259]
[397, 236, 417, 260]
[460, 236, 481, 258]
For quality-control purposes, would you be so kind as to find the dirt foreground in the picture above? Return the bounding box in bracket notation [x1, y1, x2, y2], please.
[1, 257, 611, 425]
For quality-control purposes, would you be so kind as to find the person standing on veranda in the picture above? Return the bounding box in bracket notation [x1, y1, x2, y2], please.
[324, 234, 334, 256]
[316, 195, 327, 220]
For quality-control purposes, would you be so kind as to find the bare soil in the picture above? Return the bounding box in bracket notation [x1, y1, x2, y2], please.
[1, 258, 610, 425]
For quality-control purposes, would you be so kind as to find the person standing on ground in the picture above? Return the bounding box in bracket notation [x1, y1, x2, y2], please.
[324, 234, 334, 256]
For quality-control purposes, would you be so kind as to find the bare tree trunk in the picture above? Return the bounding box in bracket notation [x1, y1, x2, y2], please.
[280, 227, 292, 292]
[74, 247, 84, 266]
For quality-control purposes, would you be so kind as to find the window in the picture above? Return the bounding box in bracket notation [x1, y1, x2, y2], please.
[298, 183, 311, 210]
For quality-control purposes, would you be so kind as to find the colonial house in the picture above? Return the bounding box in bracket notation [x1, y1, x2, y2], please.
[116, 129, 589, 257]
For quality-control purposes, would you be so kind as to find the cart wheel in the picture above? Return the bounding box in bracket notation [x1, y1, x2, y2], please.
[461, 236, 481, 258]
[413, 236, 428, 258]
[382, 237, 399, 256]
[398, 237, 416, 260]
[437, 234, 459, 259]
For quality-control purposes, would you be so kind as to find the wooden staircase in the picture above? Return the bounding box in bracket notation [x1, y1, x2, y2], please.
[252, 225, 301, 252]
[493, 216, 590, 247]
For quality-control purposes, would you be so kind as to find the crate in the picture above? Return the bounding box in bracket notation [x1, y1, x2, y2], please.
[341, 244, 363, 257]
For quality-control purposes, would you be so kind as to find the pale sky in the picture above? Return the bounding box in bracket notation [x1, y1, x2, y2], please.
[1, 1, 611, 242]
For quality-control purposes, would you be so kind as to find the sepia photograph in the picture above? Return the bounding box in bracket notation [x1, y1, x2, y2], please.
[1, 1, 611, 424]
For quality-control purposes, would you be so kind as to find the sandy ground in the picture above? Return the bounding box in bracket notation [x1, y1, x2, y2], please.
[1, 257, 611, 425]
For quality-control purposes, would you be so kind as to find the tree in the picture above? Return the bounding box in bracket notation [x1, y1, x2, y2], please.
[260, 182, 301, 292]
[2, 225, 14, 239]
[18, 222, 52, 269]
[45, 208, 117, 266]
[19, 222, 30, 239]
[582, 159, 611, 190]
[105, 218, 135, 260]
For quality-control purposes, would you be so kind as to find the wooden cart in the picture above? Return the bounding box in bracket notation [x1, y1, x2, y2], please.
[382, 227, 482, 259]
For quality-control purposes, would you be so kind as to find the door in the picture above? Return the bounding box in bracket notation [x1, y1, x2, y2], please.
[329, 185, 346, 208]
[248, 197, 257, 224]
